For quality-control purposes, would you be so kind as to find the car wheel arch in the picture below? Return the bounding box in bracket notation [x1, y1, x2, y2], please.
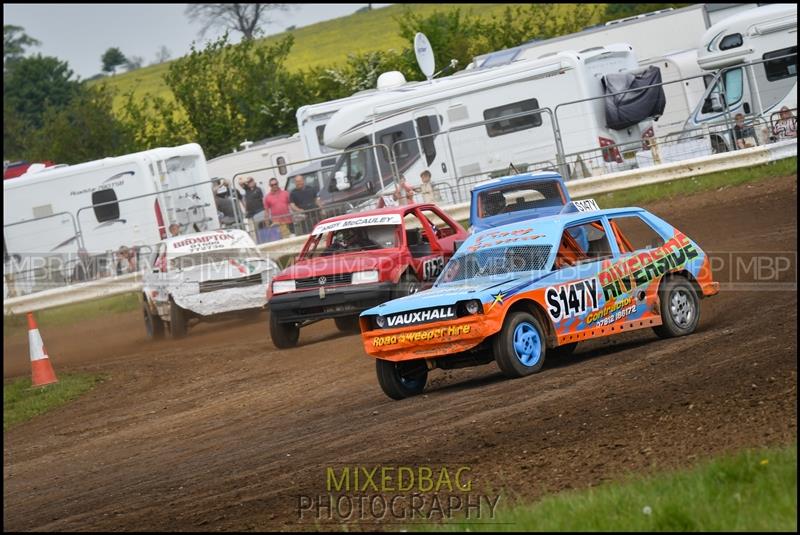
[659, 270, 703, 299]
[505, 299, 557, 348]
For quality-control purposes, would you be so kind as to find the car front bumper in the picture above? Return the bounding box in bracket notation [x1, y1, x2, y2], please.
[269, 282, 396, 322]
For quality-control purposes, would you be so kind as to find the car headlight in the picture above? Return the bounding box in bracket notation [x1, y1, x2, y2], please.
[351, 270, 380, 285]
[458, 299, 483, 316]
[272, 280, 296, 294]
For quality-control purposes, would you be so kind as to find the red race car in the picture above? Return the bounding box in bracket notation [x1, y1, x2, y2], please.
[267, 203, 468, 348]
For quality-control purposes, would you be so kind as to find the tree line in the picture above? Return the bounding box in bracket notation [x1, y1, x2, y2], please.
[4, 4, 687, 165]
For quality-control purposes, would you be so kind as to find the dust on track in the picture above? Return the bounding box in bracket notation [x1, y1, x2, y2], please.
[3, 175, 797, 531]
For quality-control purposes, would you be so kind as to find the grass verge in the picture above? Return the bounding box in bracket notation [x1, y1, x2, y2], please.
[3, 292, 140, 337]
[425, 445, 797, 531]
[587, 157, 797, 208]
[4, 373, 106, 431]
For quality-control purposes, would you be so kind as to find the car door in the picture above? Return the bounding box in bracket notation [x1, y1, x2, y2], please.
[402, 210, 446, 284]
[546, 216, 618, 339]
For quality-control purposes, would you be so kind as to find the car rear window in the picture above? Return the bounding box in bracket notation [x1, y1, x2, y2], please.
[477, 180, 564, 219]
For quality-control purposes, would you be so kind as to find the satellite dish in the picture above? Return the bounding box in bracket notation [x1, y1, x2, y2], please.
[414, 32, 435, 80]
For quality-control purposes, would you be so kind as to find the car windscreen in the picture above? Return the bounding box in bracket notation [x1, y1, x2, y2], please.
[302, 225, 399, 258]
[169, 248, 263, 270]
[477, 181, 564, 219]
[436, 245, 552, 284]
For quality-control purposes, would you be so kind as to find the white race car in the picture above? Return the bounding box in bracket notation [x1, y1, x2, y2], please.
[141, 229, 279, 339]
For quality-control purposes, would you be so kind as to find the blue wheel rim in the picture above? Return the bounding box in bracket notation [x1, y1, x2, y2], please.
[513, 322, 541, 367]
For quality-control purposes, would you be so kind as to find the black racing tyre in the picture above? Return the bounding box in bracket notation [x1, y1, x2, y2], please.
[169, 300, 187, 339]
[396, 271, 422, 298]
[269, 312, 300, 349]
[548, 342, 578, 359]
[653, 276, 700, 339]
[493, 311, 546, 378]
[334, 315, 361, 333]
[375, 359, 428, 400]
[143, 303, 165, 340]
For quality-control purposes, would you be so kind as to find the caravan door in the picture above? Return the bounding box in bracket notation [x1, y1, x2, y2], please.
[411, 109, 452, 189]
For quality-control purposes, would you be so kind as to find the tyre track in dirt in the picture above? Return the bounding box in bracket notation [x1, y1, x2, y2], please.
[3, 175, 797, 531]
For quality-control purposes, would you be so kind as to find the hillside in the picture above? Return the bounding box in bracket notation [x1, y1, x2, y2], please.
[97, 4, 601, 110]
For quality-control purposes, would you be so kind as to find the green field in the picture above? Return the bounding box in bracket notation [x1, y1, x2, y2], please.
[4, 373, 106, 431]
[426, 445, 797, 531]
[97, 4, 594, 111]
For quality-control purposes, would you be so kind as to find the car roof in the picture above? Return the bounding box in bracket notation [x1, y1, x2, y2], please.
[315, 203, 442, 225]
[458, 206, 647, 252]
[471, 171, 564, 194]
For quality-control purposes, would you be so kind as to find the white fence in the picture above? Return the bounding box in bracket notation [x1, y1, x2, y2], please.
[4, 139, 796, 316]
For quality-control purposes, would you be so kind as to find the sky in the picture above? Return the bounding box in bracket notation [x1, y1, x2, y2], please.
[4, 3, 391, 80]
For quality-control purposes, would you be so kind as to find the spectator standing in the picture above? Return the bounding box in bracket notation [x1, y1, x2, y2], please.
[263, 177, 294, 239]
[395, 174, 415, 205]
[213, 178, 237, 226]
[772, 106, 797, 140]
[115, 246, 137, 275]
[733, 113, 757, 149]
[289, 175, 321, 234]
[416, 169, 437, 203]
[243, 177, 266, 220]
[72, 248, 98, 283]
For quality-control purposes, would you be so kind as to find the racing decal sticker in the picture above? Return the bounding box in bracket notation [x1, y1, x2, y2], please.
[599, 232, 699, 300]
[545, 279, 599, 322]
[585, 295, 636, 327]
[422, 257, 444, 281]
[467, 228, 545, 252]
[384, 306, 456, 328]
[488, 291, 505, 311]
[312, 214, 402, 235]
[373, 324, 472, 347]
[171, 232, 236, 252]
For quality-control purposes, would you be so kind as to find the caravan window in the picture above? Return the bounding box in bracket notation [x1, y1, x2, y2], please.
[276, 156, 287, 175]
[719, 33, 743, 51]
[377, 121, 419, 173]
[315, 125, 331, 153]
[483, 98, 542, 138]
[763, 47, 797, 82]
[92, 188, 120, 222]
[723, 69, 743, 106]
[415, 115, 439, 166]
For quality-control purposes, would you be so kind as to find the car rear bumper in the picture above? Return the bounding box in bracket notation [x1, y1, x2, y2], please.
[269, 282, 396, 322]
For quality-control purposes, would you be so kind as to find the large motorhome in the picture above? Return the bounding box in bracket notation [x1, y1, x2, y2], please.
[322, 43, 646, 204]
[467, 4, 757, 71]
[684, 3, 797, 151]
[4, 144, 217, 292]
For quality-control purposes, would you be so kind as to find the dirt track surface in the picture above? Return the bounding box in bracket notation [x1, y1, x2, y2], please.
[4, 175, 798, 531]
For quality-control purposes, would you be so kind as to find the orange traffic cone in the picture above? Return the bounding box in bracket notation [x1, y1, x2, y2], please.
[27, 313, 58, 387]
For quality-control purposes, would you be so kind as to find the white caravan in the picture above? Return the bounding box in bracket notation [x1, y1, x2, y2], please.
[3, 144, 217, 290]
[684, 3, 797, 151]
[322, 43, 646, 202]
[206, 134, 306, 196]
[467, 4, 757, 71]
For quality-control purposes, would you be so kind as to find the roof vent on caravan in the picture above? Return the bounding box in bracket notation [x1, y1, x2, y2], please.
[239, 140, 254, 151]
[377, 71, 407, 91]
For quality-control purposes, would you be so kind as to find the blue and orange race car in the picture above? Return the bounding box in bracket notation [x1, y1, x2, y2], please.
[359, 203, 719, 399]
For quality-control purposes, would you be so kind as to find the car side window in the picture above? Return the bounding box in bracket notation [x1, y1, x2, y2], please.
[419, 208, 457, 239]
[608, 216, 665, 254]
[554, 219, 612, 269]
[403, 213, 434, 258]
